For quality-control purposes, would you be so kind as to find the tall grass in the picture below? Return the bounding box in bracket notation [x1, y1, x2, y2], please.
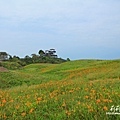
[0, 59, 120, 119]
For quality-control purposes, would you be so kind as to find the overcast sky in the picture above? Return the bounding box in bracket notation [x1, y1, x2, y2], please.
[0, 0, 120, 60]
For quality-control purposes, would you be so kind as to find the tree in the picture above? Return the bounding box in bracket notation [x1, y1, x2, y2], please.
[22, 55, 32, 65]
[45, 49, 57, 58]
[9, 55, 13, 60]
[31, 54, 39, 63]
[67, 58, 70, 61]
[38, 50, 45, 57]
[31, 54, 37, 58]
[11, 56, 20, 62]
[13, 56, 20, 59]
[24, 55, 31, 59]
[0, 52, 8, 61]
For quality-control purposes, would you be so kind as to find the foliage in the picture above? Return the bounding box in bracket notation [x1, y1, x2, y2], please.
[0, 56, 66, 70]
[67, 58, 70, 61]
[0, 49, 67, 69]
[38, 50, 45, 57]
[0, 62, 22, 70]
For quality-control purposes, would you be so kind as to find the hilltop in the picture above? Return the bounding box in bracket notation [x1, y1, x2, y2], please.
[0, 49, 68, 68]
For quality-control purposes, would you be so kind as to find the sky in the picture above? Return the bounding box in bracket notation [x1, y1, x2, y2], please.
[0, 0, 120, 60]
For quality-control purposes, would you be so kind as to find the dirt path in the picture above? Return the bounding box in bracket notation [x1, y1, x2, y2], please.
[0, 67, 8, 72]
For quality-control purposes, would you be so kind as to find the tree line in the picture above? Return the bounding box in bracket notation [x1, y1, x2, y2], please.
[0, 49, 70, 66]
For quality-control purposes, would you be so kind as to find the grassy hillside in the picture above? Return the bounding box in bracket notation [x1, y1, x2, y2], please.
[0, 59, 120, 119]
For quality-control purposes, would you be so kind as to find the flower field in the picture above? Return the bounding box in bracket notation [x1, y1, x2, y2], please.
[0, 60, 120, 120]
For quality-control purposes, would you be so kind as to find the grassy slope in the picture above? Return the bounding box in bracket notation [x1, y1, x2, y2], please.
[0, 60, 120, 89]
[0, 59, 120, 119]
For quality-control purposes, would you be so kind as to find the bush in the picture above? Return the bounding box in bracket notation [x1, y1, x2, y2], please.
[0, 61, 22, 70]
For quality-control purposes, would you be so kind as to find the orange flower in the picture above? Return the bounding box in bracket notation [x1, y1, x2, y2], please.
[37, 97, 42, 101]
[3, 113, 7, 119]
[89, 109, 94, 112]
[96, 99, 101, 104]
[0, 103, 4, 107]
[29, 108, 34, 113]
[9, 99, 14, 103]
[26, 95, 30, 99]
[109, 100, 113, 103]
[62, 102, 66, 107]
[91, 89, 96, 94]
[2, 99, 6, 104]
[25, 101, 32, 107]
[65, 110, 71, 116]
[85, 88, 89, 91]
[77, 102, 81, 105]
[103, 106, 108, 111]
[21, 112, 26, 117]
[89, 83, 93, 86]
[16, 105, 20, 109]
[85, 96, 89, 99]
[69, 90, 74, 93]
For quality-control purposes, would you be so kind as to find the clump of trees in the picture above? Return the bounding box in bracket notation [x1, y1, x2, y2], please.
[0, 49, 69, 69]
[23, 49, 66, 65]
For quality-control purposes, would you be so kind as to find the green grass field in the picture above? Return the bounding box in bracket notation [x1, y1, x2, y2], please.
[0, 59, 120, 120]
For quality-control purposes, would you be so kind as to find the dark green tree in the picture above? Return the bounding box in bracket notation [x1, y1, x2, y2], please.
[67, 58, 70, 61]
[38, 50, 45, 57]
[9, 55, 13, 60]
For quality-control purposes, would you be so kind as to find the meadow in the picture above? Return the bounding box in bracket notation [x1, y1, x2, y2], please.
[0, 59, 120, 120]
